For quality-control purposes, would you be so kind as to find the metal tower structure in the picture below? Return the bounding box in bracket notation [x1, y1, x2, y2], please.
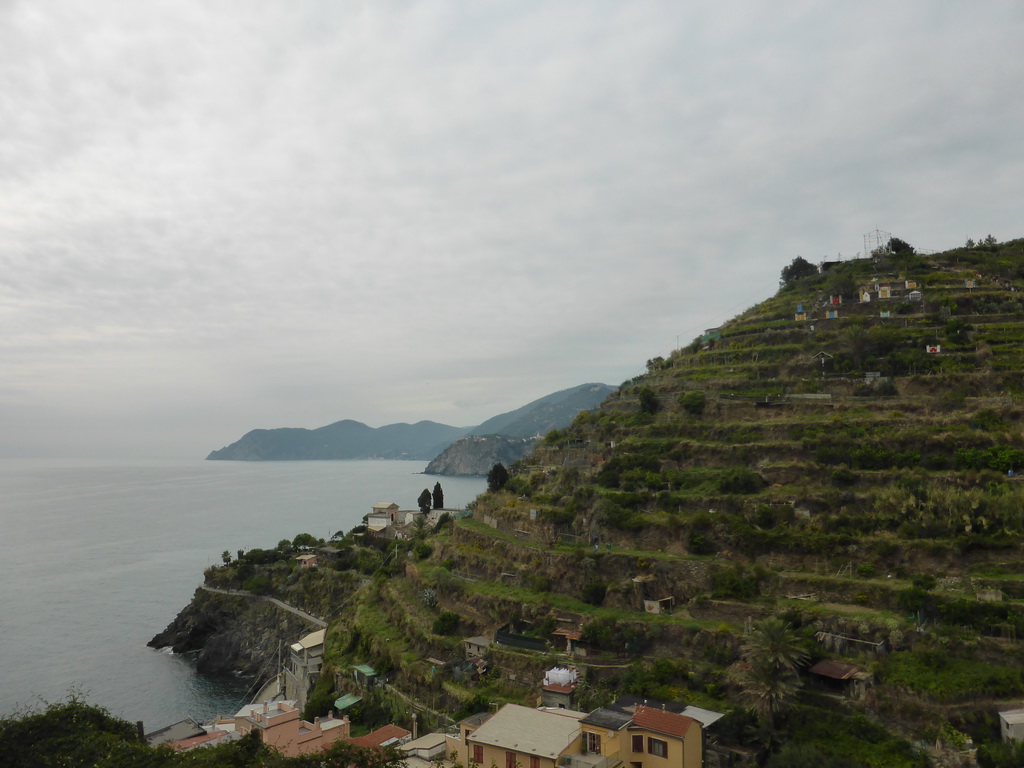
[864, 228, 891, 257]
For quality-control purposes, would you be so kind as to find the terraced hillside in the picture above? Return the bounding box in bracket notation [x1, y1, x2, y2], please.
[402, 238, 1024, 764]
[180, 238, 1024, 766]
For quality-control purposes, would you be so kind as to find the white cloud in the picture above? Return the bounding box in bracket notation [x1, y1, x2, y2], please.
[1, 0, 1023, 457]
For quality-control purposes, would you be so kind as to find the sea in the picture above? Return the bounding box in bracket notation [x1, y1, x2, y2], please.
[0, 458, 486, 732]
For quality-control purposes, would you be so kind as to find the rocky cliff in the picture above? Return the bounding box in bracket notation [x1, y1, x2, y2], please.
[423, 434, 534, 476]
[148, 589, 312, 681]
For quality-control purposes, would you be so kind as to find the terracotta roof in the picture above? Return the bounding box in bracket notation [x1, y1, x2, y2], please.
[629, 706, 697, 739]
[809, 659, 859, 680]
[349, 723, 411, 747]
[543, 683, 575, 694]
[171, 731, 232, 751]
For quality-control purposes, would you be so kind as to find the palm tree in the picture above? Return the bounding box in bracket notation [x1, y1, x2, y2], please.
[730, 654, 802, 726]
[742, 616, 809, 672]
[731, 617, 809, 727]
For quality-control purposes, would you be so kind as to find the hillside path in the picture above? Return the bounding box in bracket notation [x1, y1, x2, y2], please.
[199, 585, 327, 628]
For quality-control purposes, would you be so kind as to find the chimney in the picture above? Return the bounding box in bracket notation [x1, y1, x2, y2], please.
[412, 712, 418, 739]
[136, 721, 145, 741]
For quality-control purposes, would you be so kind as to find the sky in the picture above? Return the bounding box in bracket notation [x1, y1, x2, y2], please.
[2, 1, 1023, 459]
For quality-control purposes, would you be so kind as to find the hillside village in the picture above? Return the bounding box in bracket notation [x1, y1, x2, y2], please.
[14, 235, 1024, 767]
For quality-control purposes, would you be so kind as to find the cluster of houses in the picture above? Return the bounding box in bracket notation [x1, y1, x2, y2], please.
[364, 501, 468, 540]
[794, 279, 926, 323]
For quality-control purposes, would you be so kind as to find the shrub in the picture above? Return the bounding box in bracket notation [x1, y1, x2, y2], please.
[717, 467, 763, 494]
[432, 611, 459, 635]
[638, 386, 660, 415]
[679, 390, 707, 416]
[582, 580, 608, 606]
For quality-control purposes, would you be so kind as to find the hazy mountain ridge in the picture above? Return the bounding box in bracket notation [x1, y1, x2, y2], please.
[206, 419, 467, 461]
[205, 383, 615, 462]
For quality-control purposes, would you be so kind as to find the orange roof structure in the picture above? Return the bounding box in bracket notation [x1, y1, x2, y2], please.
[630, 706, 697, 739]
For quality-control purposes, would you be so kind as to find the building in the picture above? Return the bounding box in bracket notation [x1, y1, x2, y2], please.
[464, 635, 490, 658]
[284, 628, 326, 709]
[353, 664, 379, 687]
[234, 700, 349, 757]
[462, 704, 586, 768]
[999, 708, 1024, 742]
[807, 659, 873, 699]
[576, 699, 704, 768]
[542, 667, 578, 709]
[296, 553, 317, 569]
[402, 732, 452, 768]
[349, 723, 412, 748]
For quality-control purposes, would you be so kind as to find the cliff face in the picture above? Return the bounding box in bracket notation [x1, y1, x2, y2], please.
[148, 589, 312, 680]
[423, 434, 534, 476]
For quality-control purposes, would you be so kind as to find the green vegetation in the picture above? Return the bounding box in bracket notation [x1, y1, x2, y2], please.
[162, 238, 1024, 767]
[0, 697, 403, 767]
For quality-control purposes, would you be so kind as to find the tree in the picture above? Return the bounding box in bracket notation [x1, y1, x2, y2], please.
[432, 482, 444, 509]
[887, 236, 915, 255]
[638, 386, 659, 415]
[487, 463, 510, 492]
[742, 616, 809, 672]
[292, 532, 319, 549]
[221, 550, 232, 565]
[417, 488, 432, 513]
[730, 617, 808, 726]
[780, 256, 817, 286]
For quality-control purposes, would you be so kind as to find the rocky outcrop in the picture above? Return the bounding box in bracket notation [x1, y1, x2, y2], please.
[424, 434, 534, 476]
[148, 589, 312, 680]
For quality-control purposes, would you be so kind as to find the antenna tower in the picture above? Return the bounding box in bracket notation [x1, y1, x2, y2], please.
[864, 228, 891, 257]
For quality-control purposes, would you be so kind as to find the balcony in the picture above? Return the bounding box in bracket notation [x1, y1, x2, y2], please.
[560, 752, 621, 768]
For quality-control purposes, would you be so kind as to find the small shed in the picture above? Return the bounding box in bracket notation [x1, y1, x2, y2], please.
[926, 344, 942, 354]
[1000, 709, 1024, 742]
[830, 295, 842, 305]
[879, 286, 892, 299]
[464, 635, 490, 658]
[551, 627, 582, 654]
[978, 588, 1005, 602]
[826, 309, 839, 319]
[643, 596, 675, 614]
[908, 290, 923, 302]
[333, 693, 362, 713]
[861, 291, 871, 303]
[808, 659, 873, 699]
[905, 279, 918, 289]
[353, 664, 378, 688]
[296, 553, 317, 569]
[880, 310, 891, 318]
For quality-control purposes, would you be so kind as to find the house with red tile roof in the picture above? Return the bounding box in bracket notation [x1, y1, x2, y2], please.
[347, 723, 412, 748]
[577, 701, 703, 768]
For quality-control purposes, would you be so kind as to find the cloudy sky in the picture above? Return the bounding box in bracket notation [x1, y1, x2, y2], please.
[1, 1, 1022, 459]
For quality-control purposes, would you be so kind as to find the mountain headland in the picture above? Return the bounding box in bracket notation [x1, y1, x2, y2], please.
[206, 383, 616, 473]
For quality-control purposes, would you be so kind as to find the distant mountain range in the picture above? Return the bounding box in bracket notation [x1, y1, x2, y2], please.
[205, 383, 615, 469]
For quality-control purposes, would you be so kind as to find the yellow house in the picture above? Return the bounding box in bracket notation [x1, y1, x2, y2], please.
[578, 704, 702, 768]
[462, 704, 585, 768]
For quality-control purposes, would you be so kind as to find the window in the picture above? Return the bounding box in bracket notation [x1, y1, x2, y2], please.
[506, 751, 517, 768]
[631, 735, 644, 753]
[473, 746, 483, 765]
[648, 738, 668, 758]
[530, 757, 540, 768]
[583, 732, 602, 753]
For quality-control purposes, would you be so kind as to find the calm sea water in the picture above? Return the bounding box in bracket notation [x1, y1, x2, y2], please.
[0, 458, 484, 731]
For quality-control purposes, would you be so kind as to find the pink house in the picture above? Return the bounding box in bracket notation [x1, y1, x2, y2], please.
[236, 701, 350, 757]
